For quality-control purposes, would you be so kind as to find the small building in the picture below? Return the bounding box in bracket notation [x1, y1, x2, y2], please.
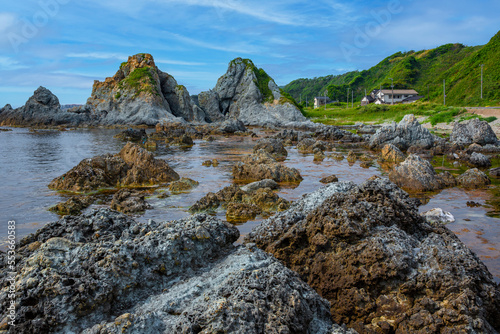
[363, 89, 421, 105]
[361, 95, 375, 106]
[314, 96, 331, 108]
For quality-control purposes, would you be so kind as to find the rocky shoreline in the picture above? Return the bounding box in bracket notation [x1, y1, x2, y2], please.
[2, 54, 500, 333]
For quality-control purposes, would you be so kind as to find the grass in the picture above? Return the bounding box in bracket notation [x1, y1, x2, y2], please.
[302, 102, 454, 125]
[117, 67, 160, 98]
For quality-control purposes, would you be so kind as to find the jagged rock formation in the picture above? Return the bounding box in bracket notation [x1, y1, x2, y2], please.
[196, 58, 309, 127]
[0, 209, 342, 333]
[450, 118, 499, 146]
[369, 114, 436, 150]
[83, 53, 204, 125]
[388, 154, 456, 192]
[246, 178, 500, 333]
[48, 142, 179, 192]
[0, 87, 89, 126]
[380, 143, 406, 163]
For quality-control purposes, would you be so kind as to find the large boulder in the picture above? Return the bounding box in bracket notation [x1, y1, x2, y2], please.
[48, 142, 179, 192]
[457, 168, 491, 189]
[246, 178, 500, 333]
[0, 209, 340, 333]
[198, 58, 309, 127]
[232, 149, 303, 183]
[388, 154, 456, 192]
[197, 89, 225, 122]
[450, 118, 498, 146]
[0, 87, 89, 127]
[369, 114, 435, 150]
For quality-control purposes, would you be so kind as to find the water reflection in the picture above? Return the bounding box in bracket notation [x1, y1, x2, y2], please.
[0, 127, 499, 283]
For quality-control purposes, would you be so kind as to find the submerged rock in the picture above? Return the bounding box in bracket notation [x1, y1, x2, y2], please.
[320, 175, 339, 184]
[49, 142, 179, 192]
[389, 154, 456, 192]
[369, 114, 435, 150]
[252, 137, 288, 160]
[0, 209, 337, 333]
[190, 182, 289, 221]
[49, 196, 95, 216]
[246, 178, 500, 333]
[457, 168, 491, 189]
[113, 128, 147, 142]
[450, 118, 498, 146]
[110, 189, 152, 214]
[168, 177, 199, 193]
[232, 149, 302, 183]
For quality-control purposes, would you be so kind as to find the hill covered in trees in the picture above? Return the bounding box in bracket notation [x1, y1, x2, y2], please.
[283, 30, 500, 107]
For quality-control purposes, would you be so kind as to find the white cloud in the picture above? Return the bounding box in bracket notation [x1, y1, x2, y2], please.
[163, 31, 263, 54]
[66, 52, 128, 60]
[0, 56, 27, 70]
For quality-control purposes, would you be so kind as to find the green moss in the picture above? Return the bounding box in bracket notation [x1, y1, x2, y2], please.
[120, 67, 160, 98]
[115, 92, 122, 100]
[279, 89, 304, 113]
[120, 62, 127, 68]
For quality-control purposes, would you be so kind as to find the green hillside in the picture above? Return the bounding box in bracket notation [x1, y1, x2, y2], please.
[284, 30, 500, 107]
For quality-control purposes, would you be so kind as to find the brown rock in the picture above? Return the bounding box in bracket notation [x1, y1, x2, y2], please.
[49, 142, 179, 192]
[169, 177, 199, 193]
[226, 203, 262, 221]
[457, 168, 491, 189]
[232, 149, 302, 183]
[320, 175, 338, 184]
[49, 196, 94, 215]
[110, 189, 152, 214]
[380, 143, 405, 163]
[246, 178, 500, 333]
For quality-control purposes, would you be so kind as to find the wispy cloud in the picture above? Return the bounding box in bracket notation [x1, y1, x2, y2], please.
[0, 56, 27, 70]
[163, 31, 263, 54]
[66, 52, 128, 60]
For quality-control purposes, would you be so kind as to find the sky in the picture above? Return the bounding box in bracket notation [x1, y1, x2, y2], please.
[0, 0, 499, 107]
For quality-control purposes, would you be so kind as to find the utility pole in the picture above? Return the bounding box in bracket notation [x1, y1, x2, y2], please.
[480, 64, 484, 99]
[389, 78, 394, 105]
[347, 88, 349, 109]
[351, 90, 354, 108]
[427, 84, 429, 101]
[443, 79, 446, 106]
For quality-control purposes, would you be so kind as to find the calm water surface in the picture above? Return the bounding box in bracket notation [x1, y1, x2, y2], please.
[0, 127, 498, 283]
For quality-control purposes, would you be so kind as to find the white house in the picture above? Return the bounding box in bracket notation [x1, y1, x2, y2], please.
[372, 89, 420, 104]
[314, 96, 331, 108]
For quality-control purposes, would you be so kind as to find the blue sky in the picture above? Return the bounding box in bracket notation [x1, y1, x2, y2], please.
[0, 0, 499, 107]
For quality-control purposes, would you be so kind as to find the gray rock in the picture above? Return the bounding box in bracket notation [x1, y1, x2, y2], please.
[82, 246, 335, 334]
[200, 58, 309, 127]
[450, 118, 499, 146]
[2, 208, 342, 334]
[490, 167, 500, 177]
[457, 168, 491, 189]
[240, 179, 279, 192]
[369, 114, 435, 150]
[217, 118, 247, 133]
[469, 152, 492, 168]
[0, 87, 90, 126]
[421, 208, 455, 226]
[197, 90, 225, 122]
[388, 154, 456, 192]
